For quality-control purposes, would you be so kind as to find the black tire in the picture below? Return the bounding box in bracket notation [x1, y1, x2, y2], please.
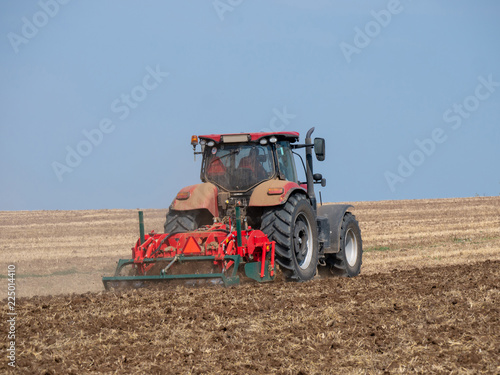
[261, 194, 319, 281]
[330, 213, 362, 277]
[164, 210, 198, 233]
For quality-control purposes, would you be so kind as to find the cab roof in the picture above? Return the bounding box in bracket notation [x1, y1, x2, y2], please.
[198, 131, 300, 144]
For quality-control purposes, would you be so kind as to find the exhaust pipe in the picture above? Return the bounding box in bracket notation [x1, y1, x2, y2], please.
[305, 127, 317, 211]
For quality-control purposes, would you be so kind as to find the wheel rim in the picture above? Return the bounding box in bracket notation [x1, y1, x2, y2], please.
[345, 228, 358, 267]
[293, 213, 313, 270]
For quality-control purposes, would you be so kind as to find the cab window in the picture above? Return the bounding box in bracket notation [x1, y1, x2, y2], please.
[276, 141, 297, 183]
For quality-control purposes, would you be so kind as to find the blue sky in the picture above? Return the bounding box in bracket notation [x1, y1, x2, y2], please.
[1, 0, 499, 210]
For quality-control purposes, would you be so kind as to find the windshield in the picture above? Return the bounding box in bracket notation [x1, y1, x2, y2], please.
[205, 144, 275, 191]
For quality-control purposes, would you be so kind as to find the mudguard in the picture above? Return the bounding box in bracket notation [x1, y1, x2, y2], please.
[169, 183, 219, 217]
[317, 204, 353, 254]
[249, 179, 307, 207]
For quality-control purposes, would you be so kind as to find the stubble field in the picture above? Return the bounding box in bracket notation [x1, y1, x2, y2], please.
[1, 196, 499, 373]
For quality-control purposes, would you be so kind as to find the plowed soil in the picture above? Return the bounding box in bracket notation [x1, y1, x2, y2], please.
[1, 197, 499, 373]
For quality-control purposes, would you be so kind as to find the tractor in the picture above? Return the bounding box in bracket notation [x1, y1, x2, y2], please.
[102, 128, 362, 289]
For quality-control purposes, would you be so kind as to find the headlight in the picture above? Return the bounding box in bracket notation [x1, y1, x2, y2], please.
[207, 141, 215, 147]
[269, 136, 277, 143]
[259, 138, 268, 145]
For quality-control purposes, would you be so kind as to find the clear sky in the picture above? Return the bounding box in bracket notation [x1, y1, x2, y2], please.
[1, 0, 499, 211]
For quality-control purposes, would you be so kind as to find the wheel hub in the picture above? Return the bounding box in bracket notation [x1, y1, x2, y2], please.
[293, 214, 313, 270]
[345, 228, 358, 267]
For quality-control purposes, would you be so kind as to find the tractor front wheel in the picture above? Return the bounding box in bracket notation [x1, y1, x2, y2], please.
[330, 213, 363, 277]
[164, 210, 199, 233]
[261, 194, 318, 281]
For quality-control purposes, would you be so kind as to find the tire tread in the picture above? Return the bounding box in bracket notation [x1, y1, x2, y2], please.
[260, 194, 318, 280]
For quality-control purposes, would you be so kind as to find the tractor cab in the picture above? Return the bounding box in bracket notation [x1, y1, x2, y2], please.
[204, 143, 275, 191]
[201, 136, 297, 192]
[197, 132, 300, 192]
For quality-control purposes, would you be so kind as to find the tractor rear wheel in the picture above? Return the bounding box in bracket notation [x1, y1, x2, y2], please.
[164, 210, 199, 233]
[330, 213, 362, 277]
[261, 194, 318, 281]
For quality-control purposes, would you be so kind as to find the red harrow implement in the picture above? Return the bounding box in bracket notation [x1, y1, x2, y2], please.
[102, 209, 276, 289]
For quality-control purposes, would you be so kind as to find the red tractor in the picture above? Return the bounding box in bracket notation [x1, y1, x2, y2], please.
[103, 128, 362, 288]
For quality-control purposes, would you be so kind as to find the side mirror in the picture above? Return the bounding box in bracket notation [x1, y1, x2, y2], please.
[313, 173, 327, 187]
[314, 138, 325, 161]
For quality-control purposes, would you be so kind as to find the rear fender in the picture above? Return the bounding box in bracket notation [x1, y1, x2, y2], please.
[317, 204, 353, 254]
[169, 183, 219, 217]
[249, 180, 307, 207]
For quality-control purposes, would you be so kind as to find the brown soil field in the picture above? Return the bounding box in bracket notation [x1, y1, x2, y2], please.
[1, 196, 499, 373]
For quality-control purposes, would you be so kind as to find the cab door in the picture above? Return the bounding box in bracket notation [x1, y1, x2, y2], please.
[276, 141, 298, 183]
